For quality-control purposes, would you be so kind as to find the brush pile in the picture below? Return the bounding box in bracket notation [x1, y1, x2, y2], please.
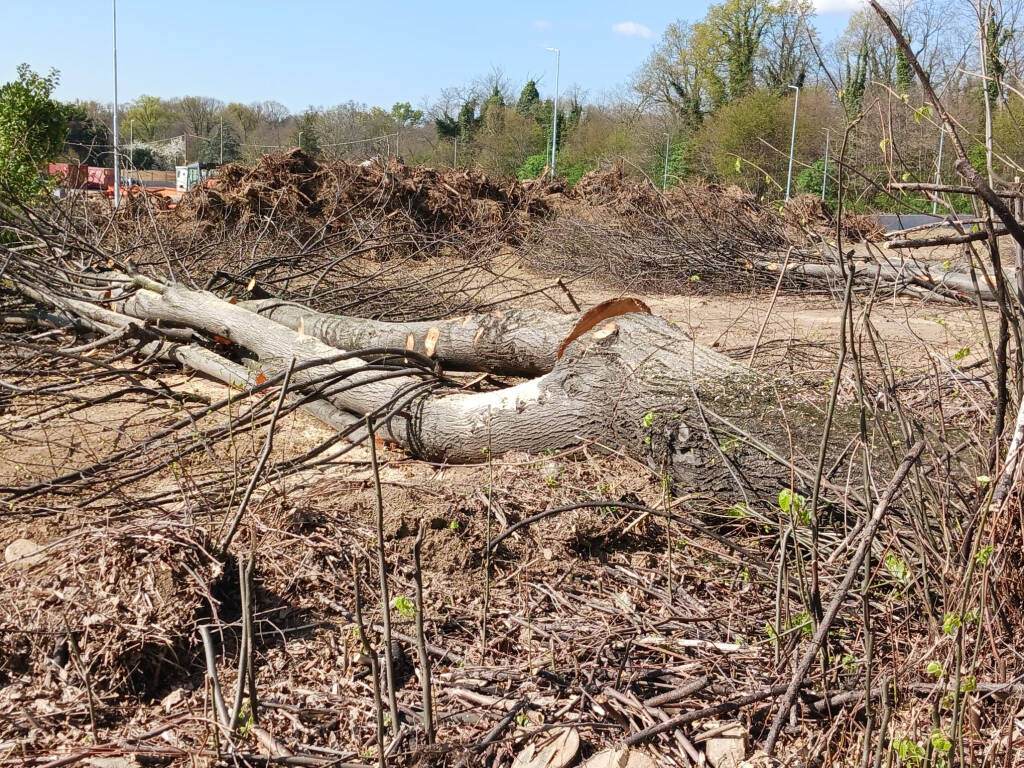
[176, 149, 550, 244]
[781, 194, 884, 243]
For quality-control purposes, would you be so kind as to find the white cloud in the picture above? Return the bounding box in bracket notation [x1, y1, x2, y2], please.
[812, 0, 865, 13]
[612, 21, 653, 39]
[533, 19, 551, 30]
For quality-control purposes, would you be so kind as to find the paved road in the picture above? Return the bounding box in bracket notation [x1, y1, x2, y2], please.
[876, 213, 966, 232]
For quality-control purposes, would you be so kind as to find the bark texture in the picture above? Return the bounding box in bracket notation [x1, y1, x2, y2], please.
[118, 284, 791, 497]
[242, 299, 576, 377]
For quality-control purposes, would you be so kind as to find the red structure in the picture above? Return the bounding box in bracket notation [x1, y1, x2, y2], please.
[47, 163, 89, 188]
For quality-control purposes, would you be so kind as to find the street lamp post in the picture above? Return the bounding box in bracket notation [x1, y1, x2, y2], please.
[933, 127, 945, 215]
[546, 47, 560, 179]
[111, 0, 120, 207]
[821, 128, 830, 201]
[663, 133, 670, 192]
[785, 84, 800, 201]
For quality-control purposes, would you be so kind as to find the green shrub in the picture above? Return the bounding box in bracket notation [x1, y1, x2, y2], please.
[561, 161, 594, 186]
[517, 153, 547, 180]
[0, 64, 66, 206]
[795, 158, 834, 201]
[655, 140, 691, 189]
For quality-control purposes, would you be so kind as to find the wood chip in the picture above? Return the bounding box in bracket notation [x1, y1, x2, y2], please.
[512, 727, 580, 768]
[424, 326, 440, 357]
[580, 747, 657, 768]
[705, 724, 748, 768]
[4, 538, 45, 568]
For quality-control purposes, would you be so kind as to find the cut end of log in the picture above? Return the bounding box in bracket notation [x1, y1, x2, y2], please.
[556, 297, 651, 359]
[405, 333, 415, 351]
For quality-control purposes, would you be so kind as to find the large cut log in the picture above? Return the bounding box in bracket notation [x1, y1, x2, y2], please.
[241, 299, 577, 377]
[118, 284, 794, 497]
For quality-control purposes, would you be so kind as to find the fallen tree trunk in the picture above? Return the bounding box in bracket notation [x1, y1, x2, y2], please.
[757, 259, 1004, 302]
[241, 298, 576, 377]
[114, 283, 792, 497]
[885, 228, 1007, 249]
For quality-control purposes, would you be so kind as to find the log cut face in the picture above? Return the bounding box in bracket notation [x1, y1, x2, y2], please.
[120, 285, 790, 499]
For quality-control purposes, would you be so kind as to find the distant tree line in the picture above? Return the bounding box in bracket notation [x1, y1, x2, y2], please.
[4, 0, 1024, 212]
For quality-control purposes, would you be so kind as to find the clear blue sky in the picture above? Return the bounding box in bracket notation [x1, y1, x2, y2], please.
[1, 1, 857, 112]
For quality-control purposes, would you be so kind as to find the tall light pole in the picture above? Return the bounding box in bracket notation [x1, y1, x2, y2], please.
[128, 118, 133, 184]
[111, 0, 120, 207]
[933, 127, 945, 215]
[785, 84, 800, 201]
[821, 128, 830, 201]
[546, 47, 560, 179]
[663, 133, 670, 191]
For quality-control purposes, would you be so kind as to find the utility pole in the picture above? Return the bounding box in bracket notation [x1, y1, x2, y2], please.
[785, 84, 800, 201]
[453, 138, 458, 168]
[821, 128, 830, 201]
[111, 0, 120, 207]
[663, 133, 670, 192]
[220, 115, 224, 164]
[546, 47, 560, 178]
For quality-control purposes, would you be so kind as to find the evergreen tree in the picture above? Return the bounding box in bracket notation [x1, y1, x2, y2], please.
[197, 120, 240, 164]
[457, 100, 481, 141]
[294, 110, 320, 157]
[129, 146, 161, 171]
[565, 98, 583, 134]
[517, 80, 540, 114]
[434, 113, 458, 139]
[480, 87, 505, 131]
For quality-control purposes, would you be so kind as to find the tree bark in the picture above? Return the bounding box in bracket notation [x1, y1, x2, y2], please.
[758, 259, 1004, 302]
[117, 284, 791, 497]
[240, 299, 576, 377]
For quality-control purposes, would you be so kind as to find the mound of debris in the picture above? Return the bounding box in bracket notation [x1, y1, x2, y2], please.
[176, 149, 550, 243]
[565, 165, 880, 246]
[0, 520, 221, 716]
[567, 164, 787, 247]
[781, 193, 883, 244]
